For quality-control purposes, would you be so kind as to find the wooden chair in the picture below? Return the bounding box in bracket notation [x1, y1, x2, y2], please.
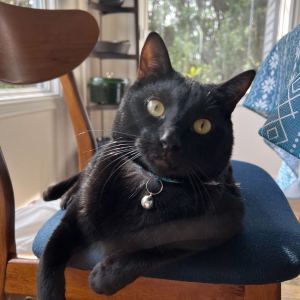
[0, 2, 289, 299]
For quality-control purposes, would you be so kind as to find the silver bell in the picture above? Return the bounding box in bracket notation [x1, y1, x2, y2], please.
[141, 194, 153, 209]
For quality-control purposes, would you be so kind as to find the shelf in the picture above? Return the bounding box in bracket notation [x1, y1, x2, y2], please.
[87, 103, 119, 111]
[88, 2, 136, 14]
[90, 51, 138, 60]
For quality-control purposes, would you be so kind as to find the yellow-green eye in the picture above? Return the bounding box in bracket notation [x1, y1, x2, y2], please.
[193, 119, 212, 135]
[147, 99, 165, 117]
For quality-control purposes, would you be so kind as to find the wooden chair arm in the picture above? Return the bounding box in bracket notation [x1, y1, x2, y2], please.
[5, 258, 251, 300]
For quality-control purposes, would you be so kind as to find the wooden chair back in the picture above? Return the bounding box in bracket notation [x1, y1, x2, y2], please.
[0, 1, 98, 169]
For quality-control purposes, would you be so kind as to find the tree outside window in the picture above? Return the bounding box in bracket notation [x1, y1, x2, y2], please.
[148, 0, 268, 83]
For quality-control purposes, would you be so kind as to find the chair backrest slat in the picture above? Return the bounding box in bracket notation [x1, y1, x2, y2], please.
[60, 73, 96, 170]
[0, 2, 99, 84]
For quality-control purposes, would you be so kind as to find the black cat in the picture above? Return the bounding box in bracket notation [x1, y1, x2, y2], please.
[37, 32, 255, 300]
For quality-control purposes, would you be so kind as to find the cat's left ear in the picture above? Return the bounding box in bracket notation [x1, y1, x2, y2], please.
[218, 70, 256, 113]
[137, 32, 174, 81]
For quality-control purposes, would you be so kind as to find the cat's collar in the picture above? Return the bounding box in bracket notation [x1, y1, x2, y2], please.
[134, 163, 221, 185]
[135, 163, 181, 184]
[135, 163, 222, 210]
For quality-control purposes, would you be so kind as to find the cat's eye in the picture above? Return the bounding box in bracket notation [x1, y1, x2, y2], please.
[147, 99, 165, 118]
[193, 119, 212, 135]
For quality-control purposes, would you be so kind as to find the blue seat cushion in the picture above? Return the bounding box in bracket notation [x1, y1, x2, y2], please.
[33, 161, 300, 284]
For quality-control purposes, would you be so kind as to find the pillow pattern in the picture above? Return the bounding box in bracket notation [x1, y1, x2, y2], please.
[243, 25, 300, 197]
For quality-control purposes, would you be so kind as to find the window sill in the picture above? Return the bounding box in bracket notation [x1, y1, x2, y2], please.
[0, 94, 63, 119]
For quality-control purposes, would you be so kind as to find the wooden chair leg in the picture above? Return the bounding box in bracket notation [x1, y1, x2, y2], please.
[0, 269, 5, 300]
[244, 283, 281, 300]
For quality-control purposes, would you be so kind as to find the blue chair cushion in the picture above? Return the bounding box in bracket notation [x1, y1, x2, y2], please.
[33, 161, 300, 284]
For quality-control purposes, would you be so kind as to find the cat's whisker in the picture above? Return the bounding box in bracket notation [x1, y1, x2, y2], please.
[191, 166, 217, 214]
[187, 174, 198, 203]
[99, 148, 140, 176]
[85, 146, 137, 171]
[99, 151, 141, 198]
[79, 138, 135, 156]
[87, 149, 139, 187]
[103, 142, 136, 152]
[80, 143, 135, 155]
[98, 147, 137, 162]
[189, 172, 205, 207]
[77, 129, 138, 139]
[190, 168, 212, 212]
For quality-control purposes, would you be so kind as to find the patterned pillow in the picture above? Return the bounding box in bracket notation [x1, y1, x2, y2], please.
[243, 25, 300, 196]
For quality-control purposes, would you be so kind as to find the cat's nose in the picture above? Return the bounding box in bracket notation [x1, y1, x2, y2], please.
[160, 131, 181, 152]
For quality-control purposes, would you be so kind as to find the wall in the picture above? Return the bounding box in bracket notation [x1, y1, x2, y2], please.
[0, 95, 77, 207]
[232, 106, 281, 177]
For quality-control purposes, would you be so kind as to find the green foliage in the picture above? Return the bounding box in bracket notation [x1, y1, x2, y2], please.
[185, 66, 201, 78]
[148, 0, 267, 83]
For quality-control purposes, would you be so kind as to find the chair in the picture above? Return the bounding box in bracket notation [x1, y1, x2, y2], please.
[0, 2, 98, 299]
[1, 2, 299, 300]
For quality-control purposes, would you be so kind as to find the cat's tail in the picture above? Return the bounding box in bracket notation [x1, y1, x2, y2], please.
[43, 173, 81, 208]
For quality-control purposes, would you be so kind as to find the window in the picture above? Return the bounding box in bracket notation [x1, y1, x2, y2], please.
[0, 0, 58, 100]
[148, 0, 268, 83]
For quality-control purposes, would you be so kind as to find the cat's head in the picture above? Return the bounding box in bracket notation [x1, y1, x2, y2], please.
[113, 32, 255, 180]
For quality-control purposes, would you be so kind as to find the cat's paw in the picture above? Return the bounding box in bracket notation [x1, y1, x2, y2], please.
[89, 256, 135, 295]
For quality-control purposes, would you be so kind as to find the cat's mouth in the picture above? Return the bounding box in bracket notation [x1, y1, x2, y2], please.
[152, 157, 170, 169]
[145, 153, 179, 176]
[135, 139, 181, 176]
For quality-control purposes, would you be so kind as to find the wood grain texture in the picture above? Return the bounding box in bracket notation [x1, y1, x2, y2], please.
[5, 259, 246, 300]
[0, 148, 16, 300]
[244, 283, 281, 300]
[60, 73, 96, 169]
[0, 2, 99, 84]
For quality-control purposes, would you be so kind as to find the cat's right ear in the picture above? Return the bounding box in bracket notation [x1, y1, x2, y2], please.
[218, 70, 256, 114]
[137, 32, 174, 81]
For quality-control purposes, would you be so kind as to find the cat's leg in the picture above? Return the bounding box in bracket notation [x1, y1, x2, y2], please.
[88, 209, 243, 296]
[37, 215, 83, 300]
[43, 173, 81, 201]
[89, 248, 190, 295]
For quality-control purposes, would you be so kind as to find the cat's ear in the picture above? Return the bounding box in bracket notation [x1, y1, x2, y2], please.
[218, 70, 256, 113]
[137, 32, 173, 81]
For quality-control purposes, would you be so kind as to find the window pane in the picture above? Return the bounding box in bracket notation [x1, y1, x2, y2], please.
[148, 0, 268, 83]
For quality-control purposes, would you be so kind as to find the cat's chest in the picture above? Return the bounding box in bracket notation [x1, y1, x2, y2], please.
[84, 164, 209, 238]
[107, 172, 203, 227]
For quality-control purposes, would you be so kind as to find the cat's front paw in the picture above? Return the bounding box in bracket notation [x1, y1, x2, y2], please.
[89, 256, 135, 295]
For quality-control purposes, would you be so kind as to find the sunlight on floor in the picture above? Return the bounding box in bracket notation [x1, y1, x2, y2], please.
[283, 276, 300, 300]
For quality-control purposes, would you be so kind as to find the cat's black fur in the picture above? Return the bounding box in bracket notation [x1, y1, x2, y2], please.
[37, 32, 255, 300]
